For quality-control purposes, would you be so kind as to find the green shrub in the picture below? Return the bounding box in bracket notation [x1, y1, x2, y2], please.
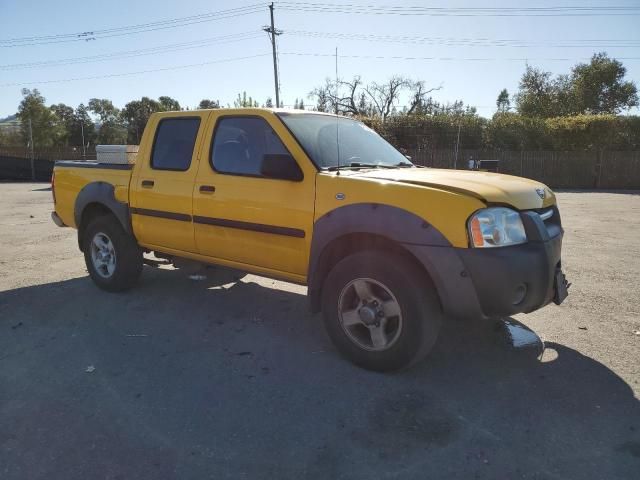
[361, 113, 640, 151]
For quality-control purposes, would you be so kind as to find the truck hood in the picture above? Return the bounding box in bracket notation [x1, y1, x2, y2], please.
[352, 168, 555, 210]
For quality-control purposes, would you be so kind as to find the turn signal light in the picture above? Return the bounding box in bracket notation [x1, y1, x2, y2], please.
[470, 217, 484, 247]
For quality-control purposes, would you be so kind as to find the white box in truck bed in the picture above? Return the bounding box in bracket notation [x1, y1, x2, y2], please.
[95, 145, 139, 164]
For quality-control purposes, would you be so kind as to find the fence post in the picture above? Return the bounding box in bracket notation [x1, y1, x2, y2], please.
[594, 149, 602, 189]
[28, 118, 35, 181]
[453, 120, 461, 169]
[520, 150, 524, 177]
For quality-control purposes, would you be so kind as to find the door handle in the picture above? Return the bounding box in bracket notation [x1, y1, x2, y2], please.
[199, 185, 216, 193]
[141, 180, 154, 188]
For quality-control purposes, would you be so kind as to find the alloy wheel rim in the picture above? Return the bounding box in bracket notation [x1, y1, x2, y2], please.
[90, 232, 116, 279]
[337, 278, 403, 351]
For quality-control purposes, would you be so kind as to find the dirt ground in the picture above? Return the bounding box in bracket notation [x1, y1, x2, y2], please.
[1, 182, 639, 479]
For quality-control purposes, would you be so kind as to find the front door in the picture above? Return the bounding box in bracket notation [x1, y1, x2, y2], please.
[131, 112, 209, 253]
[193, 112, 316, 280]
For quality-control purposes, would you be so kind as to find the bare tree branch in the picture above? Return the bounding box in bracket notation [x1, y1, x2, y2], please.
[364, 76, 411, 122]
[407, 81, 442, 115]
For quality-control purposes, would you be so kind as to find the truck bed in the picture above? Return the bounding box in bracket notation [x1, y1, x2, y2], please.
[53, 161, 133, 228]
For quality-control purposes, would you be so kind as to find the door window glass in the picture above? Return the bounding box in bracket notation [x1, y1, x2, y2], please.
[211, 117, 289, 176]
[151, 117, 200, 171]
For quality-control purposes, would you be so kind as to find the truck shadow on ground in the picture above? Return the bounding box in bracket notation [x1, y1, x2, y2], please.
[1, 266, 638, 480]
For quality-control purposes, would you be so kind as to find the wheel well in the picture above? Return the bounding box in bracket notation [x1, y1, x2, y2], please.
[309, 233, 439, 312]
[77, 202, 114, 251]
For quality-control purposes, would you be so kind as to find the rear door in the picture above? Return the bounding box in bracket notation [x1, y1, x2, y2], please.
[192, 111, 316, 280]
[130, 111, 209, 253]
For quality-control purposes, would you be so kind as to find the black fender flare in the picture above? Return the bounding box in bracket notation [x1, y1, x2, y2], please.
[307, 202, 484, 320]
[307, 203, 451, 311]
[74, 182, 132, 247]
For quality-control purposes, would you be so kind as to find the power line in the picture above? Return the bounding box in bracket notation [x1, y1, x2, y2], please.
[4, 28, 637, 72]
[5, 50, 638, 88]
[5, 50, 640, 87]
[286, 30, 640, 49]
[0, 4, 265, 47]
[276, 2, 640, 17]
[4, 29, 637, 72]
[279, 52, 640, 62]
[0, 53, 271, 87]
[0, 31, 264, 70]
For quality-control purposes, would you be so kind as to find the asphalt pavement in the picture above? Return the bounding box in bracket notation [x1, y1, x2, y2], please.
[1, 183, 638, 479]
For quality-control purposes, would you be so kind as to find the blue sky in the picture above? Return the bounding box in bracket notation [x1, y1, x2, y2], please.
[1, 0, 639, 118]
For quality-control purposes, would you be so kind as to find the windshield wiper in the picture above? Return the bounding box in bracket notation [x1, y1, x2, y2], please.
[327, 162, 384, 171]
[326, 161, 417, 172]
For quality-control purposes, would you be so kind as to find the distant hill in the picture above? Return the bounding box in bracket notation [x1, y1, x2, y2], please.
[0, 114, 18, 124]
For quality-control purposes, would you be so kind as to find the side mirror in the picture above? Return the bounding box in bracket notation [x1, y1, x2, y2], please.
[260, 154, 303, 181]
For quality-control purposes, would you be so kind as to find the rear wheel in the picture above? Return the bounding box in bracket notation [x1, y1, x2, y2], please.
[321, 251, 442, 372]
[83, 215, 142, 292]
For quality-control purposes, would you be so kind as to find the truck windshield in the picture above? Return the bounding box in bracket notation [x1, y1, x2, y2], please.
[277, 112, 412, 170]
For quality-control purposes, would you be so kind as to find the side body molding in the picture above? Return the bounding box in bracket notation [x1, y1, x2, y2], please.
[74, 182, 132, 237]
[307, 203, 484, 320]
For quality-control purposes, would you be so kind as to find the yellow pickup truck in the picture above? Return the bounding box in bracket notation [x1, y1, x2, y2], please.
[51, 108, 568, 371]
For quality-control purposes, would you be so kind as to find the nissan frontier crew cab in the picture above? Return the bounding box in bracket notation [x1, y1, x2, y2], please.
[51, 109, 569, 371]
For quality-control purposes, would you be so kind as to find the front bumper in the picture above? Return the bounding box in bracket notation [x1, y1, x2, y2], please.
[405, 208, 568, 320]
[456, 228, 564, 317]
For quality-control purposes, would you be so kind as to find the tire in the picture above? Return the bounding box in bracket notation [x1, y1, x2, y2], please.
[321, 251, 442, 372]
[83, 214, 143, 292]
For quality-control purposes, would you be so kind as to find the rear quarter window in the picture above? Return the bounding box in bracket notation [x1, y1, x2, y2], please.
[151, 117, 201, 171]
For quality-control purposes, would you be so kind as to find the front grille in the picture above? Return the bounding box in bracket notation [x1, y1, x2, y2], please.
[525, 206, 562, 238]
[538, 208, 554, 222]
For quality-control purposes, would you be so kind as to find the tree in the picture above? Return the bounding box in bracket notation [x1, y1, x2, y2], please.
[72, 103, 97, 147]
[515, 54, 638, 117]
[0, 115, 22, 146]
[308, 79, 334, 112]
[88, 98, 127, 144]
[158, 96, 181, 111]
[234, 92, 258, 108]
[17, 88, 62, 147]
[571, 52, 638, 114]
[496, 89, 510, 113]
[515, 66, 558, 118]
[515, 67, 579, 117]
[121, 97, 162, 144]
[406, 80, 442, 115]
[309, 76, 368, 115]
[48, 102, 97, 147]
[364, 76, 411, 122]
[264, 97, 274, 108]
[198, 99, 220, 109]
[50, 103, 75, 145]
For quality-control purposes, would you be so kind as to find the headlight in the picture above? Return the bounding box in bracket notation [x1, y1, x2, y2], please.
[468, 207, 527, 248]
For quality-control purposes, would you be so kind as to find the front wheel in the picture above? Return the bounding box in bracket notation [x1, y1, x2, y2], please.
[321, 251, 442, 372]
[83, 215, 143, 292]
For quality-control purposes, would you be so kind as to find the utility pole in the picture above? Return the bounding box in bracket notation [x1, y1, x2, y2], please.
[263, 3, 282, 107]
[80, 121, 86, 160]
[28, 118, 35, 180]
